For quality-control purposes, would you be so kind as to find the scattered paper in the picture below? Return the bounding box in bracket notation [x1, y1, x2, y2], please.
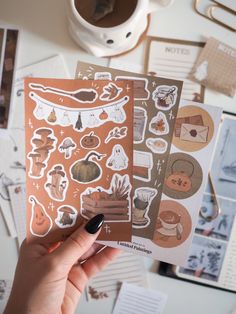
[112, 282, 168, 314]
[0, 279, 12, 314]
[86, 252, 147, 301]
[8, 184, 26, 247]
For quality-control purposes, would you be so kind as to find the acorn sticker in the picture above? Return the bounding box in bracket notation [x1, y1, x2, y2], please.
[55, 205, 78, 229]
[29, 196, 53, 237]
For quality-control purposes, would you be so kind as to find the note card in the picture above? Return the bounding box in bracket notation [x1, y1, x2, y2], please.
[112, 282, 168, 314]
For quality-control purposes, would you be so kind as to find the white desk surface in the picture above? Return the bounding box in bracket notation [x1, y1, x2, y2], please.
[0, 0, 235, 313]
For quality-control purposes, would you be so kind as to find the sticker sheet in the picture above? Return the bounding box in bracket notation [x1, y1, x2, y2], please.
[76, 62, 183, 240]
[99, 98, 222, 265]
[25, 78, 134, 243]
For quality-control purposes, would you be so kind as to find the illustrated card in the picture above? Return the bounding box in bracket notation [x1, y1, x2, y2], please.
[0, 26, 19, 128]
[25, 78, 134, 243]
[76, 62, 183, 239]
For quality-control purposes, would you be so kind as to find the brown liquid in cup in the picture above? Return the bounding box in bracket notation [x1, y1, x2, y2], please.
[159, 210, 180, 224]
[74, 0, 138, 28]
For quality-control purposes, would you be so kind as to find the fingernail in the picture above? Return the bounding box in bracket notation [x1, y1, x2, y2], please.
[85, 214, 104, 234]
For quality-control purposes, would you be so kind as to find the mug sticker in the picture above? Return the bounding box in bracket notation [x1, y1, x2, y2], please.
[146, 138, 168, 154]
[134, 107, 147, 144]
[153, 200, 192, 248]
[133, 187, 157, 229]
[163, 152, 203, 199]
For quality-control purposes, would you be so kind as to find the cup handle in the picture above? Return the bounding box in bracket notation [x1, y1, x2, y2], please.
[148, 0, 174, 13]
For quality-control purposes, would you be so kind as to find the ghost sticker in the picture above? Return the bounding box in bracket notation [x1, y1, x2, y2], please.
[29, 196, 53, 237]
[106, 145, 128, 171]
[45, 165, 69, 201]
[59, 137, 76, 159]
[55, 205, 78, 229]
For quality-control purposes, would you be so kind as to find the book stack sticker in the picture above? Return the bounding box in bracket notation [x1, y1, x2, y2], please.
[25, 78, 133, 243]
[76, 62, 222, 265]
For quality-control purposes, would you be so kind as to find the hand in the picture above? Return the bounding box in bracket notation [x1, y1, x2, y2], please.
[4, 214, 121, 314]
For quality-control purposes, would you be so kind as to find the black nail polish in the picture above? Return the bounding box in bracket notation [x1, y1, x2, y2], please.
[85, 214, 104, 234]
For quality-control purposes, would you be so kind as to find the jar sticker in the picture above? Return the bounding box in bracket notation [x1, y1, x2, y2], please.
[134, 107, 147, 144]
[152, 85, 178, 111]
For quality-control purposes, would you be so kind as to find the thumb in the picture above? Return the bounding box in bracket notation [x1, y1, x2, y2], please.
[51, 214, 104, 267]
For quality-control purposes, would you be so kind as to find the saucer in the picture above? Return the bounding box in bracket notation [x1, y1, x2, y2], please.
[157, 223, 183, 237]
[133, 216, 148, 226]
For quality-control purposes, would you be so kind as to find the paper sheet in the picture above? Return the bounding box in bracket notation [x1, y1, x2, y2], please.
[8, 184, 26, 246]
[86, 252, 147, 301]
[145, 37, 205, 102]
[25, 78, 134, 243]
[0, 55, 69, 238]
[0, 279, 12, 314]
[112, 282, 168, 314]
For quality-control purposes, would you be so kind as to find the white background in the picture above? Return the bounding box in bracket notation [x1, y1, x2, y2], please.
[0, 0, 235, 313]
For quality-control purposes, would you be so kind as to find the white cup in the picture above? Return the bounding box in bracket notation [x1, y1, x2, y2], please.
[66, 0, 174, 57]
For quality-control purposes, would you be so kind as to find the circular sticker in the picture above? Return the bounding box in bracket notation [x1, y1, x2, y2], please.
[153, 200, 192, 248]
[163, 153, 203, 199]
[173, 105, 214, 152]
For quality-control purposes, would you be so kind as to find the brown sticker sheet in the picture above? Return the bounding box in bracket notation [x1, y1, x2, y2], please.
[25, 78, 133, 243]
[76, 62, 183, 239]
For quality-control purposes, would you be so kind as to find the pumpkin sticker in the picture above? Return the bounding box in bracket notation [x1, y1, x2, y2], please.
[106, 144, 128, 171]
[80, 131, 100, 149]
[55, 205, 78, 229]
[70, 152, 106, 184]
[45, 164, 69, 201]
[29, 196, 53, 237]
[25, 78, 134, 244]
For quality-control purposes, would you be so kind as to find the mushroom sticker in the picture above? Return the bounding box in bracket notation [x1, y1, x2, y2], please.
[55, 205, 78, 229]
[70, 152, 106, 184]
[45, 164, 69, 201]
[59, 137, 76, 159]
[27, 128, 57, 178]
[29, 196, 53, 237]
